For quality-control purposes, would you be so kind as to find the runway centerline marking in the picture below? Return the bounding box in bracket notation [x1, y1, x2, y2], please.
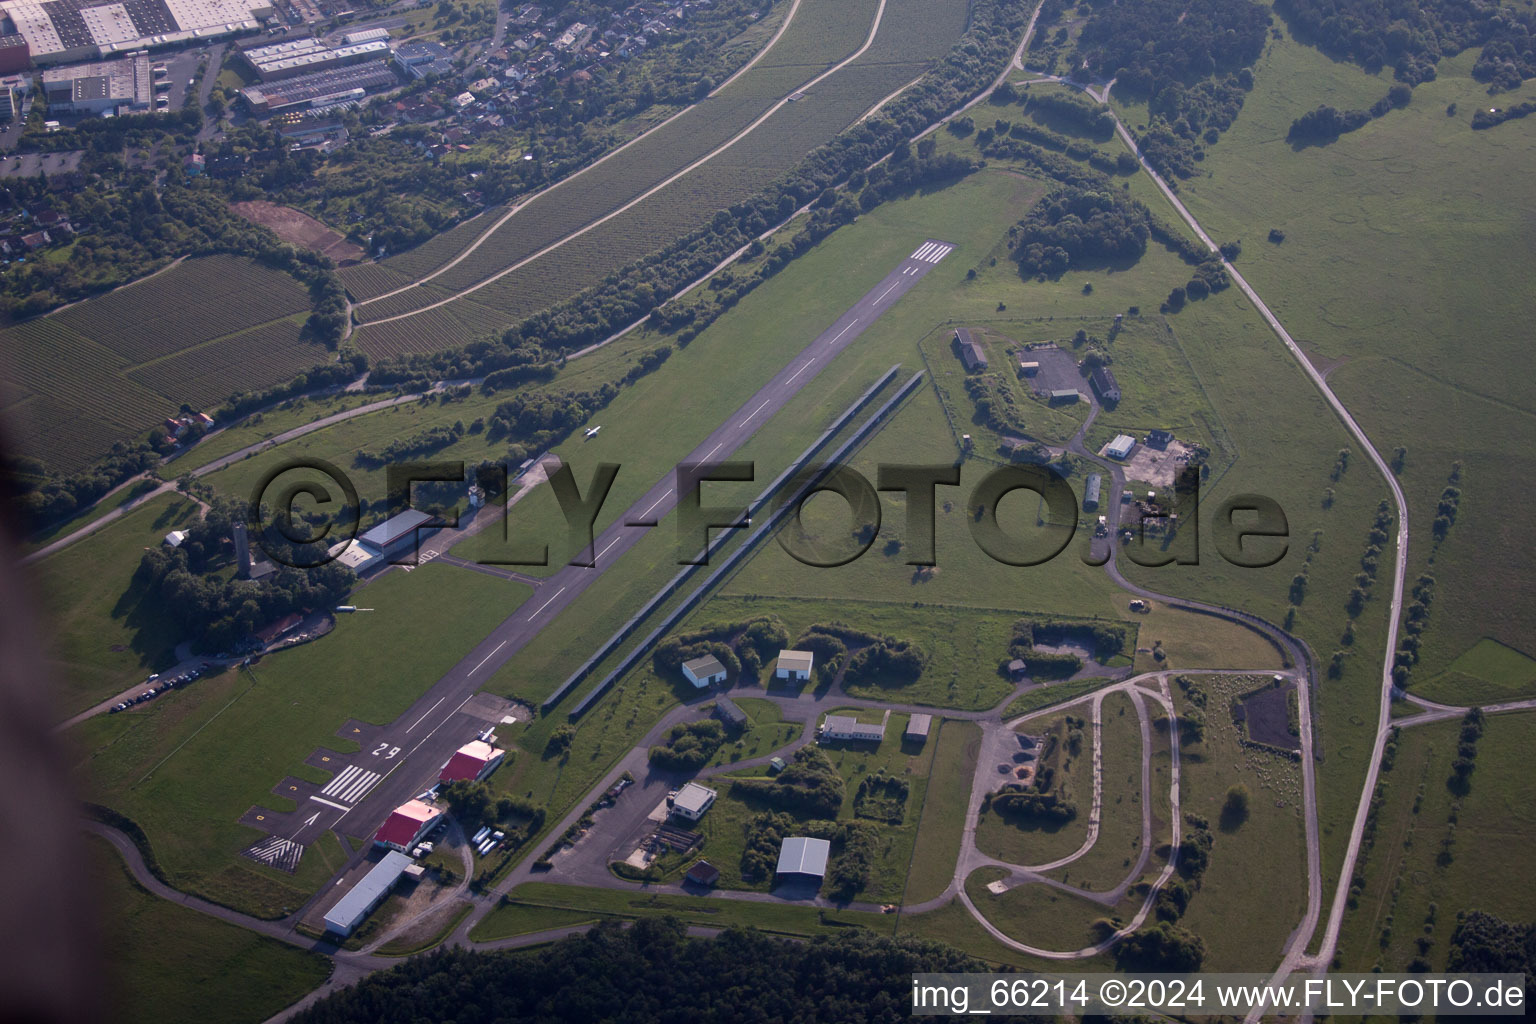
[470, 640, 507, 674]
[532, 586, 568, 618]
[786, 358, 815, 383]
[407, 695, 448, 733]
[875, 281, 900, 303]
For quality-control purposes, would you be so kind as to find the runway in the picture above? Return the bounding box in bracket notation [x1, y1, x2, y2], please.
[240, 239, 956, 861]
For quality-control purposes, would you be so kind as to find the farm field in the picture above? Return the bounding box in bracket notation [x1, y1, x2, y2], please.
[1, 256, 330, 474]
[85, 835, 330, 1024]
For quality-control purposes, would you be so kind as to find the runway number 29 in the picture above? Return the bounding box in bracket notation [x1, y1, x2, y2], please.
[372, 743, 401, 759]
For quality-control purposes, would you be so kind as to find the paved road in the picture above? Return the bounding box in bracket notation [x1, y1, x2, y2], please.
[249, 241, 956, 863]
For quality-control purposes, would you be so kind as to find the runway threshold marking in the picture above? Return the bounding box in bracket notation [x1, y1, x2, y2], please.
[308, 795, 351, 812]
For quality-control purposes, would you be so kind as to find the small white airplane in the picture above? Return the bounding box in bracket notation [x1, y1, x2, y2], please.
[584, 425, 602, 438]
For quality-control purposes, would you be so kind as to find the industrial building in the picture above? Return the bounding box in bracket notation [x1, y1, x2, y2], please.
[341, 26, 389, 45]
[322, 851, 413, 936]
[438, 738, 505, 783]
[374, 798, 442, 852]
[1105, 434, 1137, 460]
[1084, 473, 1102, 510]
[670, 782, 716, 821]
[681, 654, 726, 688]
[0, 31, 29, 72]
[393, 39, 452, 79]
[775, 649, 814, 681]
[821, 713, 884, 743]
[905, 713, 932, 743]
[954, 328, 988, 372]
[39, 51, 151, 113]
[0, 0, 274, 65]
[328, 508, 438, 575]
[238, 37, 388, 80]
[238, 58, 398, 115]
[776, 836, 830, 880]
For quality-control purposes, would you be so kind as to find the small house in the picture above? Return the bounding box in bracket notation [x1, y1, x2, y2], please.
[681, 654, 727, 688]
[1105, 434, 1136, 460]
[714, 696, 748, 731]
[955, 328, 988, 372]
[1089, 365, 1121, 404]
[905, 713, 932, 743]
[821, 714, 884, 743]
[670, 782, 717, 821]
[685, 860, 720, 887]
[1146, 428, 1174, 449]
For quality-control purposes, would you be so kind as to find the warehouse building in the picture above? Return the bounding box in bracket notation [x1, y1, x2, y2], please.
[681, 654, 726, 688]
[40, 51, 151, 113]
[374, 798, 442, 852]
[239, 58, 398, 115]
[0, 0, 274, 65]
[342, 26, 390, 45]
[322, 851, 412, 936]
[775, 649, 814, 681]
[1105, 434, 1137, 460]
[905, 713, 932, 743]
[238, 37, 388, 81]
[393, 39, 452, 79]
[821, 713, 884, 743]
[776, 836, 830, 880]
[438, 738, 505, 783]
[670, 782, 716, 822]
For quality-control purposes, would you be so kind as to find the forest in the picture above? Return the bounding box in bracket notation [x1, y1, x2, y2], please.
[291, 918, 1033, 1024]
[1275, 0, 1536, 89]
[1009, 185, 1151, 278]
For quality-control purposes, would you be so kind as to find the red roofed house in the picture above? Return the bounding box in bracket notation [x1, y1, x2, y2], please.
[374, 799, 442, 851]
[438, 738, 506, 783]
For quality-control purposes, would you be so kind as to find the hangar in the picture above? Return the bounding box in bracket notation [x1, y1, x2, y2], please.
[776, 836, 830, 879]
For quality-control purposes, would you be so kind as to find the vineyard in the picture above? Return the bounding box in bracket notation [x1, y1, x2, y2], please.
[1, 257, 331, 474]
[52, 255, 311, 364]
[752, 0, 879, 69]
[337, 260, 414, 302]
[126, 316, 323, 410]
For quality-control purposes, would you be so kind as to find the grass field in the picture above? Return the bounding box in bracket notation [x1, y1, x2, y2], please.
[1173, 674, 1308, 971]
[86, 835, 330, 1024]
[70, 563, 532, 917]
[1041, 690, 1149, 893]
[896, 896, 1117, 970]
[903, 718, 978, 903]
[965, 866, 1133, 953]
[1130, 602, 1287, 673]
[470, 881, 897, 942]
[1336, 711, 1536, 972]
[1415, 637, 1536, 706]
[33, 493, 201, 715]
[2, 256, 331, 474]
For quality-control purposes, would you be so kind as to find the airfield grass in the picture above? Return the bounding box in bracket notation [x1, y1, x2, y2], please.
[903, 718, 979, 904]
[1042, 690, 1148, 894]
[86, 835, 330, 1024]
[167, 390, 384, 474]
[1336, 710, 1536, 972]
[1130, 602, 1287, 673]
[1173, 674, 1309, 972]
[965, 866, 1131, 953]
[974, 710, 1091, 866]
[33, 493, 200, 715]
[71, 563, 532, 917]
[896, 896, 1117, 971]
[470, 881, 897, 943]
[1003, 676, 1114, 719]
[1414, 638, 1536, 707]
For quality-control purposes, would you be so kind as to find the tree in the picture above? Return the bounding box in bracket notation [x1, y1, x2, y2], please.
[1222, 783, 1251, 828]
